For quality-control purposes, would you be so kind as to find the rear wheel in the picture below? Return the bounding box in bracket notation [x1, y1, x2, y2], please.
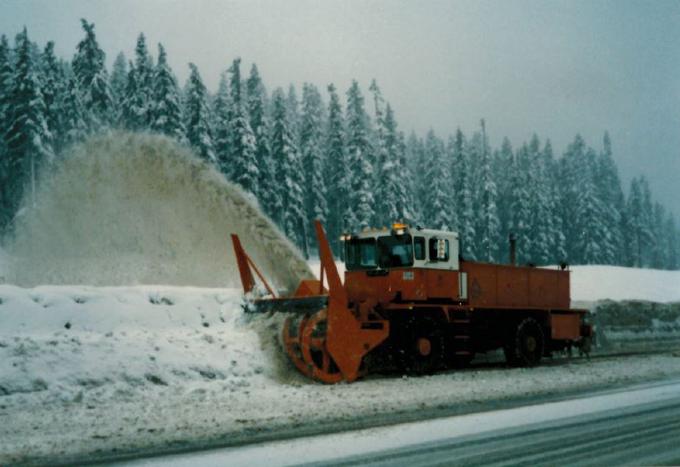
[504, 317, 545, 367]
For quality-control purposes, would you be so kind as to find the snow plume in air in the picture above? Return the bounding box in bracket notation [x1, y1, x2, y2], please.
[5, 132, 313, 290]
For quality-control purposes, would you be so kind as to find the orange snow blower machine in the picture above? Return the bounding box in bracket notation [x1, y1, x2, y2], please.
[231, 220, 592, 384]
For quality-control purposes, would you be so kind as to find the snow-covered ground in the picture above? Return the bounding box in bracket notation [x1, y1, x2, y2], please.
[1, 265, 680, 464]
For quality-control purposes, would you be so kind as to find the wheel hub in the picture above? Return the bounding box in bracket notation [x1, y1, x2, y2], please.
[526, 336, 537, 353]
[417, 337, 432, 356]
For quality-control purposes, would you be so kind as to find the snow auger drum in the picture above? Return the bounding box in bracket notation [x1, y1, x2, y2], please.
[231, 221, 389, 384]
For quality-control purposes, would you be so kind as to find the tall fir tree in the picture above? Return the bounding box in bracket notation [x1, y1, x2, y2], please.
[109, 52, 127, 115]
[475, 120, 500, 262]
[246, 64, 276, 215]
[121, 33, 154, 130]
[184, 63, 216, 163]
[227, 58, 259, 196]
[0, 34, 14, 231]
[324, 83, 350, 253]
[300, 82, 328, 248]
[407, 132, 427, 223]
[213, 71, 232, 175]
[495, 137, 514, 261]
[510, 143, 532, 263]
[450, 128, 476, 259]
[72, 19, 113, 129]
[150, 43, 185, 142]
[345, 80, 374, 230]
[595, 131, 625, 264]
[4, 28, 54, 227]
[271, 88, 307, 254]
[40, 42, 66, 151]
[422, 130, 451, 230]
[370, 80, 411, 226]
[59, 74, 88, 148]
[543, 140, 567, 262]
[527, 134, 553, 264]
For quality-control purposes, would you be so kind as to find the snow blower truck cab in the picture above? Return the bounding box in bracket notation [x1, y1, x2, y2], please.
[231, 221, 592, 384]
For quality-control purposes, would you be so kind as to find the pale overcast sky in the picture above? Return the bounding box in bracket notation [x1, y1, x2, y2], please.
[1, 0, 679, 217]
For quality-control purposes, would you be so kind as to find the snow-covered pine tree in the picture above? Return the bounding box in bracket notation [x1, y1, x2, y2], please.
[300, 82, 328, 248]
[543, 140, 566, 263]
[573, 147, 607, 264]
[4, 28, 54, 226]
[595, 131, 625, 264]
[450, 128, 475, 259]
[213, 71, 232, 176]
[184, 63, 216, 163]
[345, 80, 375, 231]
[0, 34, 14, 231]
[121, 34, 154, 130]
[475, 120, 500, 262]
[638, 177, 656, 267]
[527, 134, 552, 264]
[625, 177, 644, 267]
[407, 132, 426, 223]
[650, 202, 666, 269]
[558, 134, 587, 262]
[270, 88, 307, 254]
[370, 80, 398, 227]
[510, 143, 532, 263]
[109, 52, 127, 117]
[150, 43, 185, 142]
[226, 58, 258, 197]
[495, 137, 514, 262]
[395, 128, 415, 224]
[40, 42, 66, 152]
[324, 83, 350, 253]
[663, 213, 678, 270]
[246, 64, 276, 216]
[59, 74, 88, 148]
[422, 130, 452, 230]
[286, 84, 301, 147]
[72, 19, 113, 130]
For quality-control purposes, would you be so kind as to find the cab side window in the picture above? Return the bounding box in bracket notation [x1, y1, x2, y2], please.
[429, 238, 449, 262]
[414, 236, 425, 260]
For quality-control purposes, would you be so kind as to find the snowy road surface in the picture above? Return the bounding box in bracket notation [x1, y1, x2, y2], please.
[118, 378, 680, 467]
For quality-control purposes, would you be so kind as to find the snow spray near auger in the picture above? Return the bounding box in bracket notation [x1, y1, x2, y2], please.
[6, 131, 312, 289]
[233, 221, 593, 384]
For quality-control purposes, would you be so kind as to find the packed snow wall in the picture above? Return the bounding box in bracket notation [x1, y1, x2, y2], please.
[4, 132, 313, 290]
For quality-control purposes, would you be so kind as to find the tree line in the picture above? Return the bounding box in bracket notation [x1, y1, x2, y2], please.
[0, 20, 678, 269]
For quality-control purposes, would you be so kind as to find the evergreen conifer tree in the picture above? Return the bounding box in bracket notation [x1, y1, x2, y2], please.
[450, 128, 476, 259]
[475, 120, 500, 261]
[325, 84, 350, 253]
[300, 82, 328, 247]
[271, 88, 307, 254]
[109, 52, 127, 115]
[4, 28, 54, 226]
[227, 58, 258, 196]
[246, 64, 276, 215]
[150, 43, 185, 142]
[72, 19, 113, 129]
[184, 63, 216, 163]
[422, 130, 451, 230]
[345, 80, 374, 230]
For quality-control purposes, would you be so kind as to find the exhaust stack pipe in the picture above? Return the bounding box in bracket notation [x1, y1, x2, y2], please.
[509, 233, 516, 266]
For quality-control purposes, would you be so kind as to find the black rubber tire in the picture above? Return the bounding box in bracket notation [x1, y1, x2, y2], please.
[400, 317, 447, 375]
[504, 317, 545, 367]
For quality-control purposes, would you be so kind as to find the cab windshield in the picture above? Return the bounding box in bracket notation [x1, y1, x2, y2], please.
[345, 234, 414, 270]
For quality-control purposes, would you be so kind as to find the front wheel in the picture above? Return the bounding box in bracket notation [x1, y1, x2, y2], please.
[399, 318, 447, 375]
[504, 317, 545, 367]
